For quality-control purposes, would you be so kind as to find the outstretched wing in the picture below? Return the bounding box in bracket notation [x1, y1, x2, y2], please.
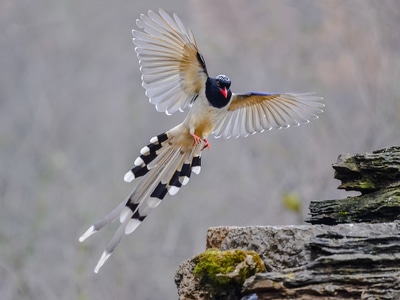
[133, 9, 209, 115]
[212, 92, 324, 138]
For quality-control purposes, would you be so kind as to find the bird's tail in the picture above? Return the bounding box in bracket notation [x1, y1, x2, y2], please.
[79, 131, 203, 273]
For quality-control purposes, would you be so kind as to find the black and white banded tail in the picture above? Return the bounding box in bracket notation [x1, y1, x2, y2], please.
[79, 132, 203, 273]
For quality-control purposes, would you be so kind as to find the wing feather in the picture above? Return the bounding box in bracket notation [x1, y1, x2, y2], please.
[250, 105, 262, 133]
[245, 106, 254, 134]
[212, 92, 324, 138]
[133, 9, 208, 115]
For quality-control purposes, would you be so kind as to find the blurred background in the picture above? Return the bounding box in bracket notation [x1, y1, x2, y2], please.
[1, 0, 399, 299]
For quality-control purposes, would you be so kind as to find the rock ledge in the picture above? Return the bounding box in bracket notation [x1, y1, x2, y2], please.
[175, 147, 400, 300]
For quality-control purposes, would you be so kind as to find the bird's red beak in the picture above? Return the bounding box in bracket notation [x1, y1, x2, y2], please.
[219, 87, 228, 98]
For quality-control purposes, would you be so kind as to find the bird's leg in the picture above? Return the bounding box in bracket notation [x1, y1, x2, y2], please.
[201, 139, 210, 151]
[190, 133, 210, 151]
[190, 133, 202, 145]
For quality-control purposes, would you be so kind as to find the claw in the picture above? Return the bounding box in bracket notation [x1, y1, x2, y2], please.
[191, 133, 210, 151]
[201, 139, 210, 151]
[190, 133, 211, 151]
[191, 133, 202, 145]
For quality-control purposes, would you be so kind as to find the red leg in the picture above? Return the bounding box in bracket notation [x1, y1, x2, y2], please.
[191, 133, 202, 145]
[191, 133, 211, 151]
[201, 139, 210, 151]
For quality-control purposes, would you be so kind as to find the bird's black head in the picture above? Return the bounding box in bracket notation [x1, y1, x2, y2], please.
[205, 74, 232, 108]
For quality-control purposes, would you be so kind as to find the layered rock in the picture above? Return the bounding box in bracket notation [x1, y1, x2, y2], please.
[176, 147, 400, 299]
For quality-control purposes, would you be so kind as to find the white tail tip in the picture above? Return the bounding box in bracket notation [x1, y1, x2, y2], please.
[147, 197, 161, 208]
[168, 186, 180, 196]
[140, 146, 150, 155]
[124, 171, 135, 182]
[125, 219, 141, 234]
[182, 176, 190, 186]
[94, 251, 111, 273]
[134, 156, 144, 166]
[79, 225, 96, 242]
[192, 166, 201, 175]
[119, 206, 132, 223]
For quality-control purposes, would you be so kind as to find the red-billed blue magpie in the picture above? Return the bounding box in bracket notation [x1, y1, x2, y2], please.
[79, 9, 324, 273]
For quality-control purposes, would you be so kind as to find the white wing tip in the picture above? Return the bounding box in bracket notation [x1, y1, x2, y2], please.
[94, 251, 111, 274]
[124, 171, 135, 183]
[79, 225, 96, 242]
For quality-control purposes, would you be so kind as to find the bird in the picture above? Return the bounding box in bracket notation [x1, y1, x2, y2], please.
[79, 8, 324, 273]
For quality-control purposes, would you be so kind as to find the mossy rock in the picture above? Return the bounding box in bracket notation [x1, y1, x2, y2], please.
[193, 248, 266, 294]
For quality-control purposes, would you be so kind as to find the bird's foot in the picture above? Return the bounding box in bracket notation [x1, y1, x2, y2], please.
[201, 139, 210, 151]
[191, 133, 210, 151]
[191, 133, 202, 145]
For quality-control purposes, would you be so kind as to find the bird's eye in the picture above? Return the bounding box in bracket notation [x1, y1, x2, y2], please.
[216, 81, 220, 87]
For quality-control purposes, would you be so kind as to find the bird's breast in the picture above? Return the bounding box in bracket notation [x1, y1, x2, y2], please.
[185, 97, 222, 138]
[193, 116, 214, 138]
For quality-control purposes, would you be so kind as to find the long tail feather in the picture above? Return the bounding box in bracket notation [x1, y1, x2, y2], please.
[79, 131, 203, 272]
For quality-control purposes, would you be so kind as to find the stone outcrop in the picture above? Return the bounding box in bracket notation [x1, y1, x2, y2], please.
[308, 147, 400, 225]
[175, 147, 400, 300]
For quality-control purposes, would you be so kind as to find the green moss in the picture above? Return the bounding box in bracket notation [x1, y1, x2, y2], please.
[337, 210, 351, 223]
[193, 248, 266, 291]
[359, 180, 376, 190]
